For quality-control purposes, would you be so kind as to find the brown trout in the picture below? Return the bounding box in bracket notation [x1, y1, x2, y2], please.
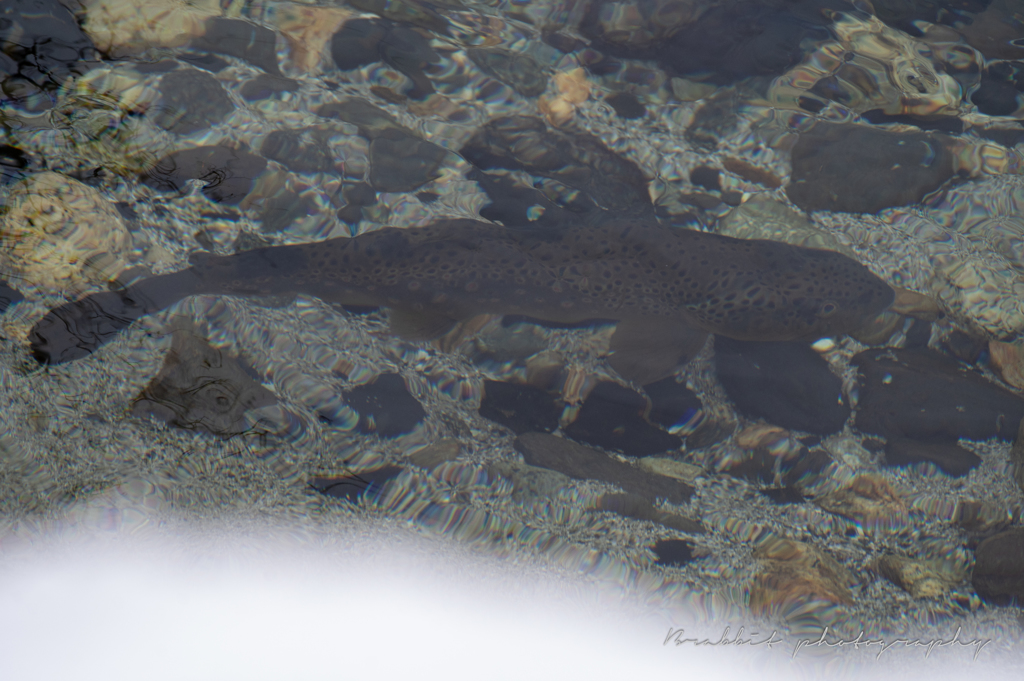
[28, 219, 894, 383]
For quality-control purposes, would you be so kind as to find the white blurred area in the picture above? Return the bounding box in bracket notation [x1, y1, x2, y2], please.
[1, 506, 1021, 681]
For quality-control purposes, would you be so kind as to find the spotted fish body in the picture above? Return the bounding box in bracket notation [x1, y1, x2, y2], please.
[29, 219, 894, 380]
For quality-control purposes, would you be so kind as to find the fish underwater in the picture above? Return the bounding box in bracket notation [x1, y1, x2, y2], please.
[27, 219, 894, 384]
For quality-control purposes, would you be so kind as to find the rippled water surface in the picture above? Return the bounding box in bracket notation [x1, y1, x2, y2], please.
[3, 1, 1024, 677]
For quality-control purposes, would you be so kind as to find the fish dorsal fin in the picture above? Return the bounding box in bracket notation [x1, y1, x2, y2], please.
[388, 307, 457, 341]
[608, 317, 709, 386]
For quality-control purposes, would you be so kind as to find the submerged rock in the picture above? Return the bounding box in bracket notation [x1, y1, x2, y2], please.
[883, 438, 982, 477]
[331, 18, 439, 99]
[343, 373, 426, 437]
[813, 473, 910, 530]
[152, 68, 235, 135]
[563, 381, 682, 457]
[853, 348, 1024, 453]
[0, 172, 131, 291]
[749, 536, 856, 624]
[133, 323, 278, 438]
[786, 123, 957, 214]
[597, 493, 704, 534]
[514, 432, 693, 504]
[468, 48, 548, 97]
[1, 0, 99, 110]
[972, 528, 1024, 604]
[478, 380, 562, 435]
[190, 17, 281, 75]
[714, 338, 849, 435]
[141, 145, 267, 205]
[460, 115, 653, 216]
[871, 554, 959, 599]
[0, 280, 23, 313]
[309, 465, 404, 502]
[717, 195, 849, 253]
[368, 131, 448, 192]
[651, 538, 696, 567]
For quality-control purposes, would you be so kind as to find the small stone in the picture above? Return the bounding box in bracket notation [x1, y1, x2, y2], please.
[689, 166, 721, 192]
[478, 380, 562, 435]
[750, 537, 856, 623]
[952, 499, 1013, 534]
[604, 92, 646, 119]
[871, 555, 957, 599]
[486, 460, 571, 504]
[563, 381, 682, 457]
[596, 493, 704, 534]
[721, 157, 782, 189]
[152, 68, 234, 135]
[368, 131, 448, 192]
[643, 376, 704, 432]
[343, 373, 426, 437]
[724, 425, 831, 488]
[407, 439, 462, 469]
[651, 539, 696, 567]
[972, 528, 1024, 604]
[988, 340, 1024, 390]
[813, 472, 909, 530]
[468, 48, 548, 97]
[260, 128, 340, 175]
[190, 17, 281, 74]
[241, 74, 299, 101]
[787, 123, 956, 214]
[271, 4, 352, 74]
[884, 438, 981, 477]
[315, 98, 404, 138]
[538, 67, 591, 126]
[514, 432, 694, 504]
[331, 19, 439, 99]
[133, 322, 278, 438]
[142, 146, 267, 205]
[714, 338, 849, 435]
[0, 280, 23, 313]
[637, 458, 704, 485]
[309, 465, 404, 502]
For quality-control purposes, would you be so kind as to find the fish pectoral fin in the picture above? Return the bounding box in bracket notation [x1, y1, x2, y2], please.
[608, 317, 709, 386]
[388, 307, 458, 341]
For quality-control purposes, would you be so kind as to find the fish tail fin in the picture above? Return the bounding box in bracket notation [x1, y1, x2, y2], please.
[28, 269, 204, 365]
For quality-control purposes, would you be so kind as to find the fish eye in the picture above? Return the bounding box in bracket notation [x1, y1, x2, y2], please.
[819, 301, 838, 317]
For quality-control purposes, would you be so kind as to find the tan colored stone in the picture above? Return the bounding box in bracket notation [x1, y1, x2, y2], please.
[539, 68, 591, 126]
[988, 340, 1024, 390]
[0, 172, 131, 292]
[734, 423, 788, 450]
[871, 554, 958, 599]
[951, 499, 1013, 534]
[81, 0, 220, 57]
[407, 439, 462, 469]
[637, 457, 705, 485]
[749, 537, 856, 621]
[814, 472, 909, 530]
[271, 4, 353, 74]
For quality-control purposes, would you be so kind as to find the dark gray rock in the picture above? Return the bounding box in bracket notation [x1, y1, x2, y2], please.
[309, 465, 404, 502]
[260, 128, 339, 174]
[884, 438, 982, 477]
[478, 380, 561, 435]
[152, 69, 235, 135]
[0, 280, 23, 313]
[596, 493, 704, 534]
[142, 145, 267, 205]
[460, 115, 653, 216]
[368, 130, 448, 192]
[563, 381, 682, 457]
[241, 74, 299, 101]
[132, 324, 277, 438]
[652, 539, 696, 567]
[191, 17, 281, 74]
[854, 348, 1024, 443]
[787, 122, 958, 214]
[344, 373, 425, 437]
[514, 432, 694, 504]
[714, 338, 849, 435]
[0, 0, 98, 110]
[972, 528, 1024, 604]
[468, 48, 548, 97]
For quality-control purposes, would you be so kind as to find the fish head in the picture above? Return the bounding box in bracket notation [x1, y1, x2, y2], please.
[686, 237, 895, 341]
